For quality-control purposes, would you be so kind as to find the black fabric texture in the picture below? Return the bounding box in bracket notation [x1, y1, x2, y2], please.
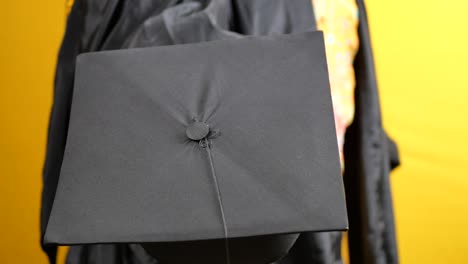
[41, 0, 399, 263]
[342, 1, 399, 263]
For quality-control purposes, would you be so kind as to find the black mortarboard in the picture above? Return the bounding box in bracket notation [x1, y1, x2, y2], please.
[44, 31, 347, 264]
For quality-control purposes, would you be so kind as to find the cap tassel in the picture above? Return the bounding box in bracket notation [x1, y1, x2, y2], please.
[204, 138, 231, 264]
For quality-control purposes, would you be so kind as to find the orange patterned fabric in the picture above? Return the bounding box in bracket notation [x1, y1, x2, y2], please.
[312, 0, 359, 167]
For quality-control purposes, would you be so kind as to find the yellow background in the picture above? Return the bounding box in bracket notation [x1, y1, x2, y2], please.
[1, 1, 467, 263]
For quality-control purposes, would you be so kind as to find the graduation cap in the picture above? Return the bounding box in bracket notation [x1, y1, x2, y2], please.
[44, 31, 347, 264]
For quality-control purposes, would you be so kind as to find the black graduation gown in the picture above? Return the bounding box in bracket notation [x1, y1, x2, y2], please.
[41, 0, 399, 263]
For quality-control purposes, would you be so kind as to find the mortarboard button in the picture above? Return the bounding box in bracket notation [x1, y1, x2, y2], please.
[186, 121, 210, 141]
